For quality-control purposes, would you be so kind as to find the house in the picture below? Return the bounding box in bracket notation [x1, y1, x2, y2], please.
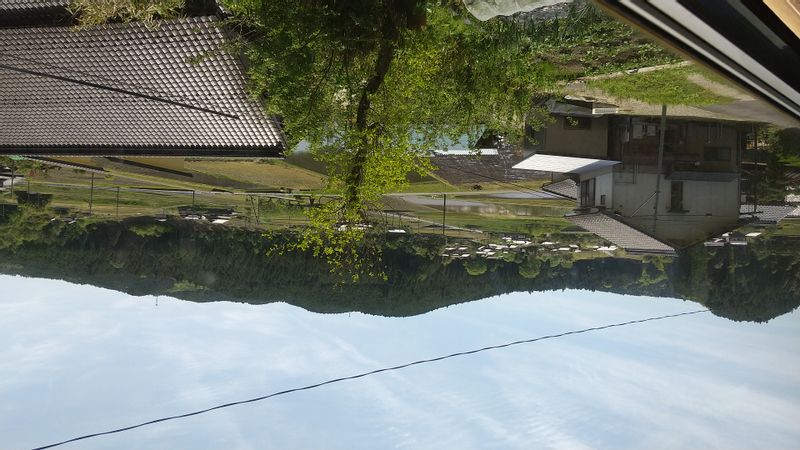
[516, 99, 751, 251]
[0, 0, 286, 174]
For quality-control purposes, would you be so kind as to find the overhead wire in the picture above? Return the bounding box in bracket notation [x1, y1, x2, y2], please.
[0, 61, 239, 119]
[0, 51, 236, 117]
[31, 309, 709, 450]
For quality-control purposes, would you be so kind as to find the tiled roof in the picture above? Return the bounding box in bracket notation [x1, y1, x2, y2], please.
[0, 0, 68, 13]
[0, 16, 285, 157]
[542, 178, 577, 200]
[567, 212, 676, 255]
[740, 204, 796, 224]
[431, 147, 547, 185]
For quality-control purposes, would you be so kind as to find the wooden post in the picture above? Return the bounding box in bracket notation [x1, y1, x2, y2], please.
[652, 105, 667, 234]
[442, 193, 447, 235]
[89, 172, 95, 216]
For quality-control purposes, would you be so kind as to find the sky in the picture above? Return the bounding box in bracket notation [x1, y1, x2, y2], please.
[1, 274, 798, 450]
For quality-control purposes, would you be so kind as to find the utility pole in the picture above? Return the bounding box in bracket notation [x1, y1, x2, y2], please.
[88, 172, 95, 216]
[753, 125, 759, 213]
[192, 190, 196, 208]
[116, 186, 120, 218]
[652, 105, 667, 234]
[9, 165, 14, 196]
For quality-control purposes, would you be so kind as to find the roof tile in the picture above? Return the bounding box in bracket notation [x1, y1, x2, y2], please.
[0, 16, 285, 156]
[567, 212, 676, 255]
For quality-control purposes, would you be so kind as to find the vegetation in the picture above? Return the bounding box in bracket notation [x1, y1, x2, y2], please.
[516, 5, 681, 76]
[766, 127, 800, 169]
[218, 0, 682, 276]
[60, 0, 684, 279]
[183, 160, 327, 191]
[589, 67, 734, 106]
[0, 213, 797, 322]
[68, 0, 183, 26]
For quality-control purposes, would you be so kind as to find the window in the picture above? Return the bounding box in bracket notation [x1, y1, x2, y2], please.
[563, 116, 591, 130]
[670, 181, 684, 212]
[703, 146, 732, 162]
[580, 178, 595, 207]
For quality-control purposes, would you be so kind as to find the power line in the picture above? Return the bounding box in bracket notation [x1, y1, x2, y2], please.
[0, 62, 239, 120]
[31, 309, 709, 450]
[0, 51, 235, 117]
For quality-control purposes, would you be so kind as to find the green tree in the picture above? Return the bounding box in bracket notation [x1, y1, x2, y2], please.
[67, 0, 678, 279]
[766, 126, 800, 169]
[463, 258, 487, 276]
[518, 255, 541, 278]
[223, 0, 569, 277]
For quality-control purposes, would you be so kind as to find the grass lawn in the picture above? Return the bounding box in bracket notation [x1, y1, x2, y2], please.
[185, 160, 327, 191]
[773, 219, 800, 237]
[473, 196, 575, 209]
[415, 210, 570, 235]
[396, 180, 460, 193]
[589, 67, 734, 106]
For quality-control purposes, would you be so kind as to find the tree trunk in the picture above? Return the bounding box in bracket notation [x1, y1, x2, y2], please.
[344, 38, 396, 210]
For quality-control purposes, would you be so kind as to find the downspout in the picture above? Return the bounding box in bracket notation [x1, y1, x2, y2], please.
[652, 105, 667, 234]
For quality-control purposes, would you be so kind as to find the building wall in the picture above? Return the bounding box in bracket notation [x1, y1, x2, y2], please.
[577, 170, 614, 208]
[609, 117, 742, 172]
[538, 116, 609, 158]
[612, 172, 740, 242]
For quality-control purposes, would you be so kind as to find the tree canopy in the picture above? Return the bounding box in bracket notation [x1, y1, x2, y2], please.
[1, 213, 798, 322]
[234, 2, 550, 194]
[221, 0, 570, 275]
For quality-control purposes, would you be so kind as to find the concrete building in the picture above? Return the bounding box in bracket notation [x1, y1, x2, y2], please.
[517, 100, 750, 250]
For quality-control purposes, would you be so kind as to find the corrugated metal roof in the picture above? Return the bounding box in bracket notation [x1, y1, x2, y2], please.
[0, 16, 285, 157]
[513, 154, 619, 174]
[567, 212, 676, 255]
[542, 178, 577, 200]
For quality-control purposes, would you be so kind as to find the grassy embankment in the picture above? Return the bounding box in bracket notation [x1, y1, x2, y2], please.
[588, 66, 735, 106]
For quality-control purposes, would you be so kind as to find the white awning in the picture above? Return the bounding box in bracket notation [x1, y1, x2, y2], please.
[513, 154, 620, 174]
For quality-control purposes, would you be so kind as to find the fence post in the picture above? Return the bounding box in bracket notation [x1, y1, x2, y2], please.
[89, 172, 95, 216]
[442, 193, 447, 235]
